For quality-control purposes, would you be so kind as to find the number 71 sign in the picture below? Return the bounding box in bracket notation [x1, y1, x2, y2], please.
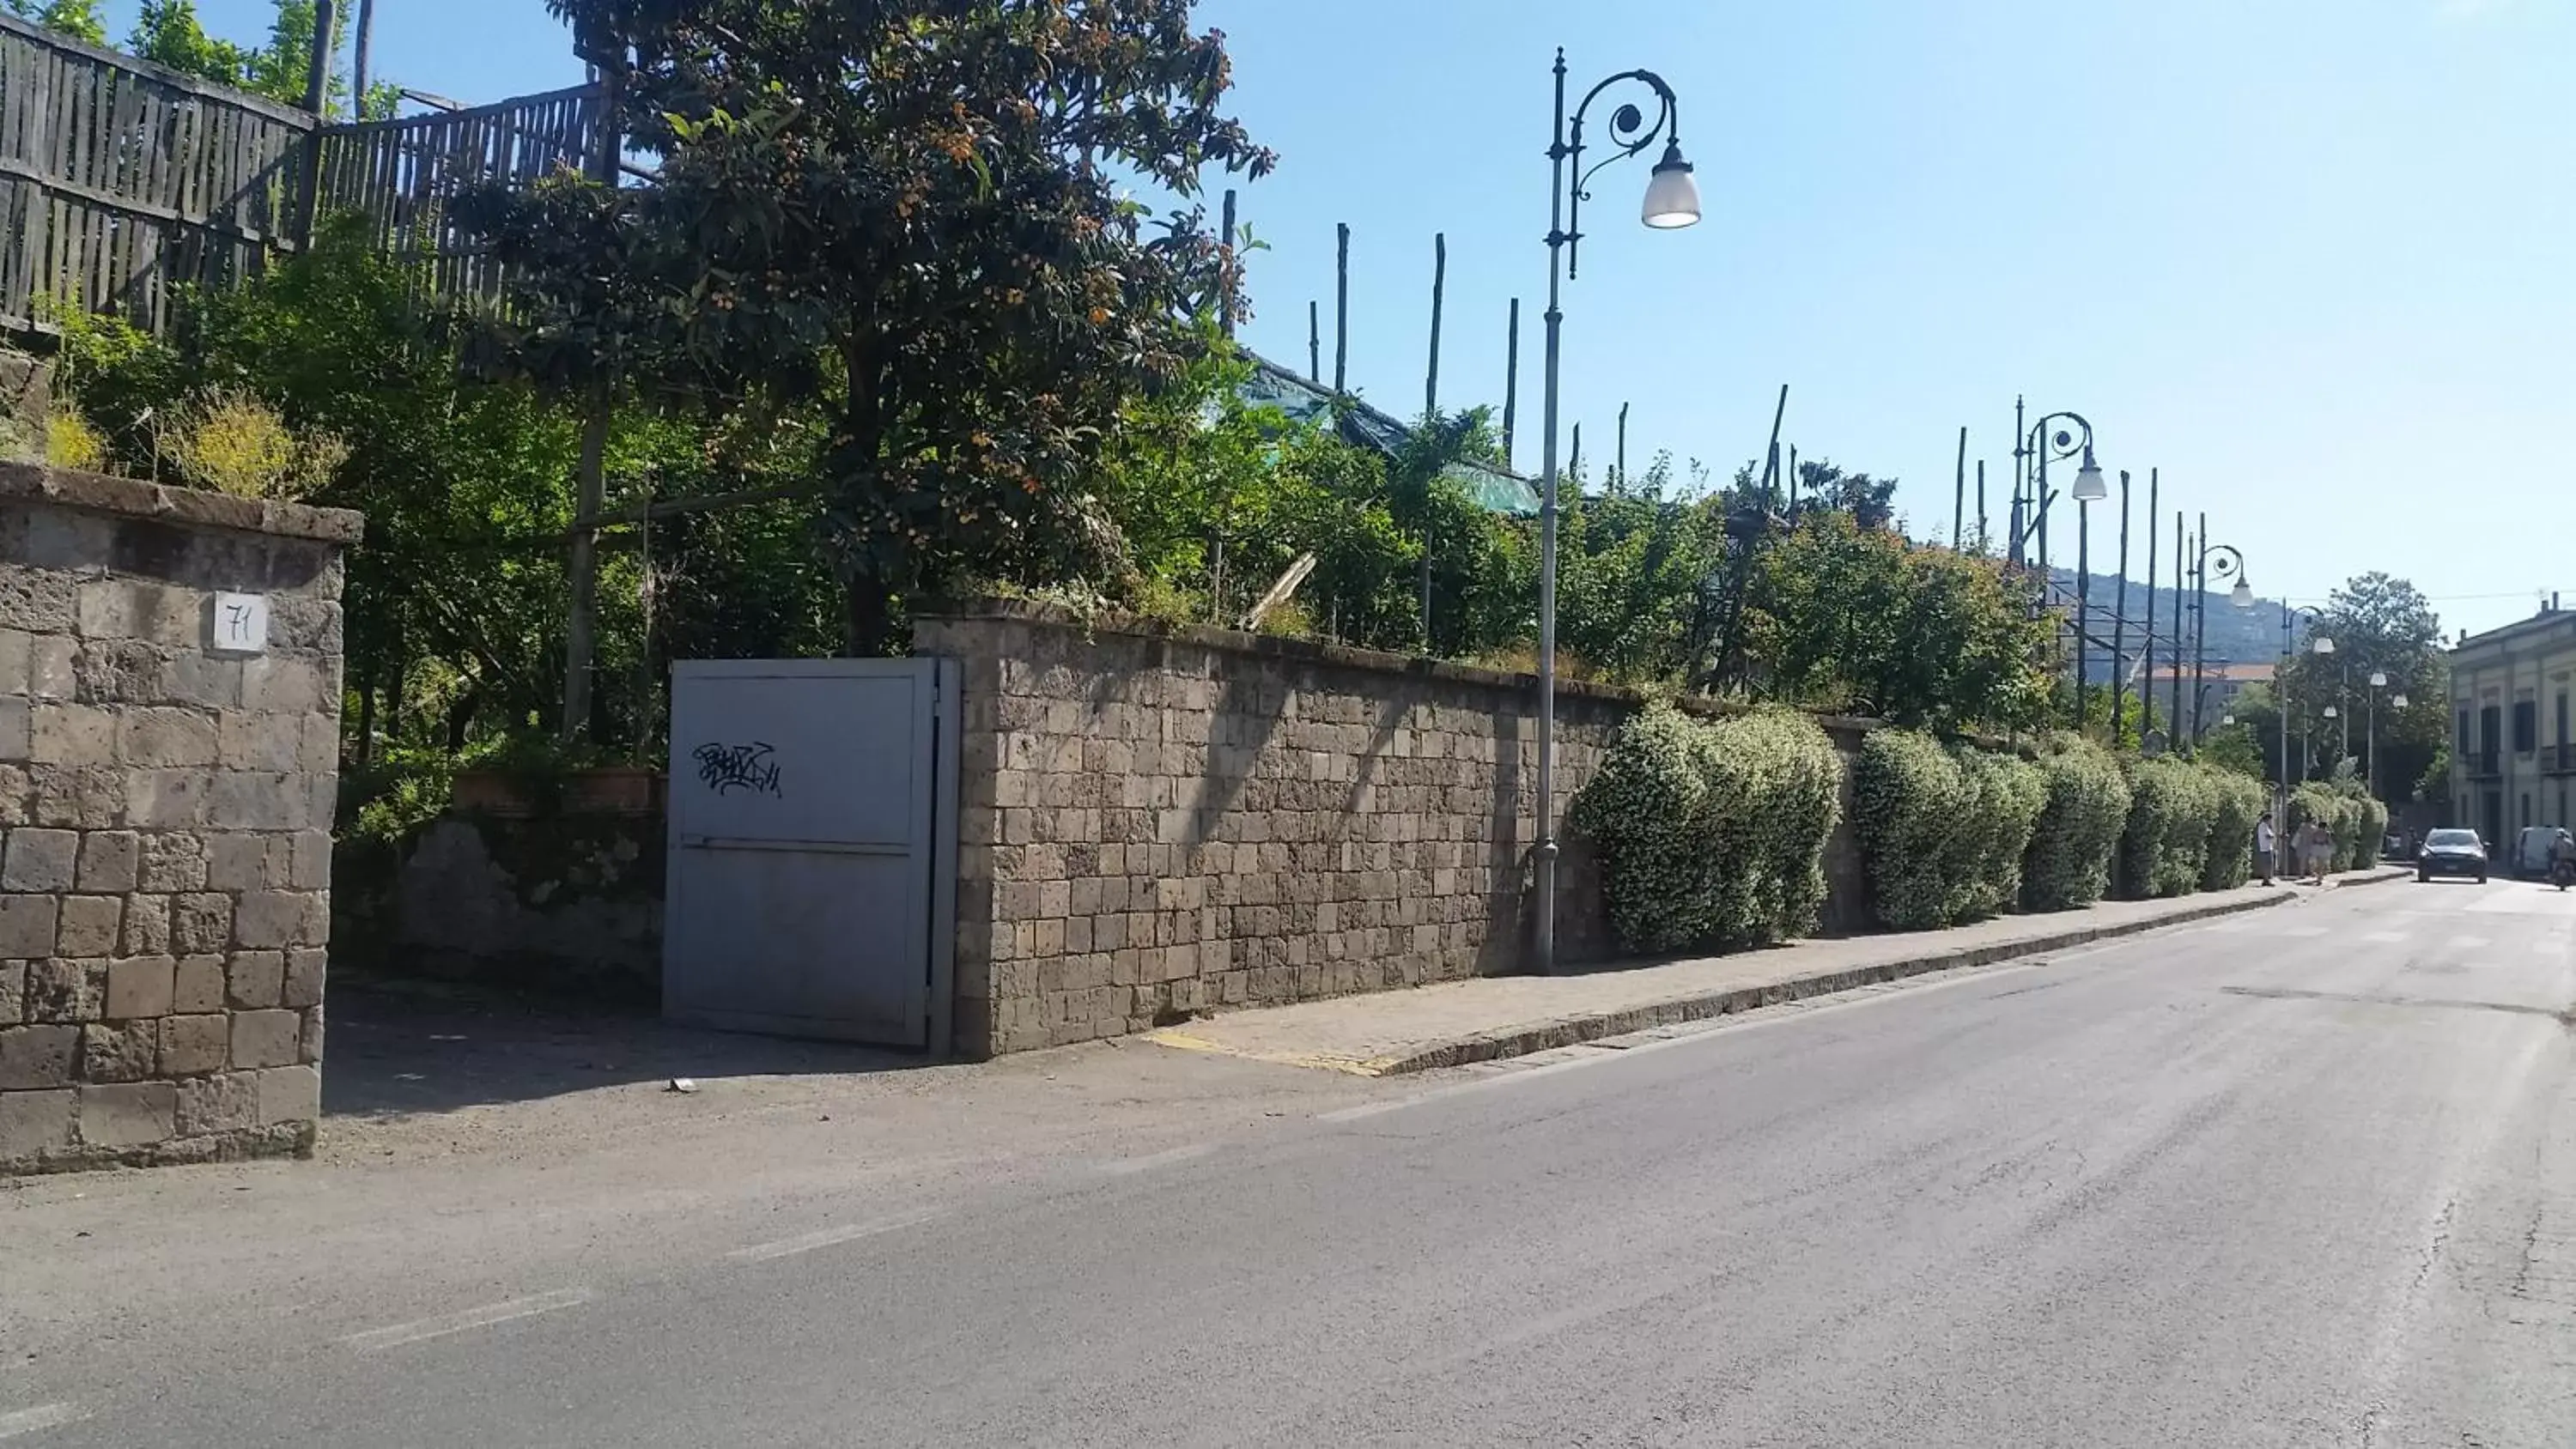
[210, 593, 269, 655]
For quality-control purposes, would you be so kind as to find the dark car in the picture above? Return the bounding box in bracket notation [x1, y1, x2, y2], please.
[2416, 828, 2488, 883]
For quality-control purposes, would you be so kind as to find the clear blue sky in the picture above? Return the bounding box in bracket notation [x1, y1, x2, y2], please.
[144, 0, 2573, 637]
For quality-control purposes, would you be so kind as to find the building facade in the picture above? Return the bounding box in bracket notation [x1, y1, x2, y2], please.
[2446, 609, 2576, 847]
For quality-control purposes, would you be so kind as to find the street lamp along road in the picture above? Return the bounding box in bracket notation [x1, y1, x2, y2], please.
[2015, 410, 2104, 730]
[2187, 542, 2253, 749]
[2279, 603, 2330, 794]
[2367, 670, 2391, 800]
[1533, 48, 1699, 975]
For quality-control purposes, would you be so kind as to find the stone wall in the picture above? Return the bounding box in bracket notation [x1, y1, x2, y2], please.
[916, 602, 1868, 1058]
[0, 464, 356, 1175]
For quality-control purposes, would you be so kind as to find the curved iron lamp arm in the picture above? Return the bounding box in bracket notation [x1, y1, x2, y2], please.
[1551, 57, 1682, 281]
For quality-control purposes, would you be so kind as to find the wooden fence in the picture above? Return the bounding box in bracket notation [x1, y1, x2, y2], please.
[315, 84, 605, 304]
[0, 12, 603, 334]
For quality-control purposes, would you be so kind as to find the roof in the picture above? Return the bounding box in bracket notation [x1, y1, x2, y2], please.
[2140, 660, 2275, 684]
[2451, 608, 2576, 658]
[1236, 354, 1541, 518]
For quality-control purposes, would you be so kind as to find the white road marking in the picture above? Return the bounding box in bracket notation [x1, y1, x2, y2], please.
[341, 1288, 595, 1352]
[724, 1207, 945, 1264]
[0, 1404, 87, 1440]
[1097, 1142, 1218, 1176]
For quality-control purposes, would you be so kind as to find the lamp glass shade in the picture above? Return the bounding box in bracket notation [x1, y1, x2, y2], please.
[2391, 694, 2409, 708]
[2313, 636, 2336, 654]
[1640, 142, 1701, 229]
[2230, 579, 2254, 608]
[2324, 706, 2339, 718]
[2070, 459, 2108, 502]
[2369, 670, 2388, 688]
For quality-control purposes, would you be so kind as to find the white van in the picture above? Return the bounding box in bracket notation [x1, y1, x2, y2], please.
[2510, 826, 2565, 878]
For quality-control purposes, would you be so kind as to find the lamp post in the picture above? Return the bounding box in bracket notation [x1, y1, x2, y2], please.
[2366, 670, 2390, 797]
[2013, 411, 2105, 727]
[2188, 538, 2252, 749]
[2281, 603, 2330, 786]
[1533, 49, 1700, 975]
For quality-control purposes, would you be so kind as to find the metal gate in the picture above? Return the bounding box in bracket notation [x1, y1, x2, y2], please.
[664, 658, 958, 1049]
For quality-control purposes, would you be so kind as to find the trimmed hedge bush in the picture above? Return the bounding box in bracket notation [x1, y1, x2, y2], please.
[2200, 770, 2269, 890]
[1854, 731, 2044, 929]
[2021, 736, 2131, 912]
[1573, 704, 1844, 953]
[1953, 744, 2048, 919]
[2287, 781, 2389, 872]
[2118, 755, 2220, 899]
[1855, 731, 1963, 930]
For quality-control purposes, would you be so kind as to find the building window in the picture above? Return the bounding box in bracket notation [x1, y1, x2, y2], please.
[2482, 706, 2503, 762]
[2522, 792, 2532, 832]
[2459, 709, 2473, 752]
[2514, 700, 2537, 755]
[2559, 692, 2569, 748]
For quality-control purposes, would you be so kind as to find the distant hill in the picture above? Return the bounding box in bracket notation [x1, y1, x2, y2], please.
[2047, 569, 2298, 683]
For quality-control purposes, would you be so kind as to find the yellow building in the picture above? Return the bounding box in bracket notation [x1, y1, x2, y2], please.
[2446, 608, 2576, 847]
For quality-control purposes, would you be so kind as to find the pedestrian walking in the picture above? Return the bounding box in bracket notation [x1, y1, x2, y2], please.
[2302, 819, 2334, 884]
[2255, 811, 2278, 886]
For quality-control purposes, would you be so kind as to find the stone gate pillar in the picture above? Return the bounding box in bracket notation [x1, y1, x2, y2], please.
[0, 464, 358, 1173]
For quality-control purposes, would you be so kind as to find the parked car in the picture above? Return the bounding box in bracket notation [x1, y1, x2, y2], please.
[2417, 828, 2488, 883]
[2509, 826, 2565, 879]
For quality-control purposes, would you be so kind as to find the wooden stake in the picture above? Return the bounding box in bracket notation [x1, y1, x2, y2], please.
[1615, 402, 1629, 492]
[1953, 426, 1967, 549]
[1502, 298, 1521, 470]
[1976, 460, 1988, 551]
[1219, 189, 1238, 339]
[1308, 300, 1321, 382]
[352, 0, 376, 112]
[1425, 232, 1444, 416]
[2111, 470, 2131, 745]
[1334, 221, 1350, 392]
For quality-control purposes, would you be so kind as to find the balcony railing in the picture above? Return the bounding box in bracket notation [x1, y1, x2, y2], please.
[2547, 744, 2576, 775]
[2464, 751, 2503, 779]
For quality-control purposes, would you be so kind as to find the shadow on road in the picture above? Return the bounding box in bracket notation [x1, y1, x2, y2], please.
[322, 978, 925, 1120]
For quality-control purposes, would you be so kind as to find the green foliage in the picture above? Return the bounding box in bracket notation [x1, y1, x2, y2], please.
[1748, 511, 2054, 732]
[1552, 453, 1728, 684]
[1854, 731, 1965, 931]
[50, 216, 836, 764]
[2275, 573, 2447, 798]
[1853, 731, 2044, 929]
[1571, 704, 1842, 953]
[459, 0, 1269, 652]
[2287, 779, 2389, 872]
[2021, 735, 2131, 911]
[1954, 743, 2048, 919]
[120, 0, 378, 117]
[2118, 755, 2219, 900]
[7, 0, 105, 43]
[2200, 769, 2268, 889]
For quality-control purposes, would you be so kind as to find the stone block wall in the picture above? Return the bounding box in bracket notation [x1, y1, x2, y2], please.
[915, 601, 1868, 1057]
[0, 464, 357, 1174]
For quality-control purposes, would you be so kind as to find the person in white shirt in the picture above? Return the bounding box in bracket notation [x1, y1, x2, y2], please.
[2255, 812, 2278, 885]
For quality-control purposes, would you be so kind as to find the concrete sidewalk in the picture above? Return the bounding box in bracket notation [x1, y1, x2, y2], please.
[1147, 868, 2411, 1076]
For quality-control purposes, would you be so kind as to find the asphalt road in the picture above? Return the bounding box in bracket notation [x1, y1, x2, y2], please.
[9, 876, 2576, 1446]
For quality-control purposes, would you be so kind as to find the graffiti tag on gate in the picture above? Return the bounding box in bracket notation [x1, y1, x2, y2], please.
[692, 741, 783, 797]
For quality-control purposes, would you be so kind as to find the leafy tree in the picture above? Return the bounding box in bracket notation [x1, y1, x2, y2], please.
[125, 0, 378, 117]
[7, 0, 106, 44]
[2275, 572, 2446, 798]
[458, 0, 1271, 653]
[1553, 452, 1727, 682]
[1746, 511, 2051, 731]
[1787, 456, 1898, 531]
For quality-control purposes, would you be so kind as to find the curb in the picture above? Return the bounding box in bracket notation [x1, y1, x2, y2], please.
[1358, 889, 2303, 1076]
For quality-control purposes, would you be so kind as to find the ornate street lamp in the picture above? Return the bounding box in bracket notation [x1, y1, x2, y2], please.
[1533, 49, 1698, 974]
[2181, 537, 2254, 749]
[2013, 409, 2104, 728]
[2281, 603, 2330, 787]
